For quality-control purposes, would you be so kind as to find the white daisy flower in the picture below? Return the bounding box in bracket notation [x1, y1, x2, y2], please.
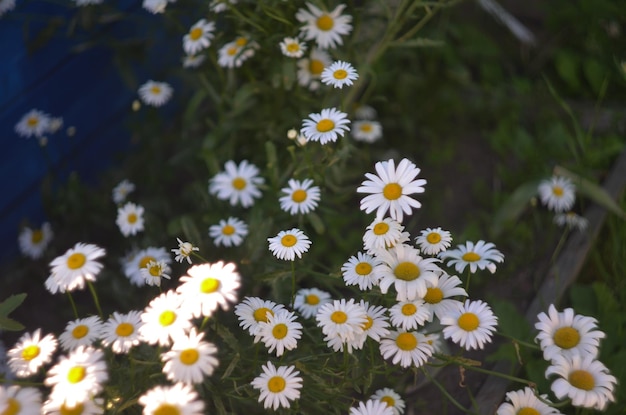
[217, 36, 257, 68]
[44, 346, 108, 408]
[358, 300, 390, 343]
[251, 361, 302, 410]
[293, 288, 332, 319]
[415, 227, 452, 256]
[380, 330, 434, 368]
[140, 260, 171, 287]
[375, 244, 441, 302]
[115, 202, 145, 237]
[123, 246, 171, 287]
[7, 329, 57, 378]
[496, 387, 563, 415]
[439, 240, 504, 274]
[441, 299, 498, 351]
[389, 299, 431, 330]
[142, 0, 167, 14]
[100, 310, 143, 354]
[363, 217, 406, 254]
[171, 238, 199, 264]
[210, 0, 236, 13]
[545, 353, 617, 411]
[138, 383, 205, 415]
[296, 2, 352, 50]
[534, 304, 605, 362]
[15, 109, 51, 138]
[279, 178, 321, 215]
[554, 211, 588, 232]
[268, 228, 311, 261]
[321, 60, 358, 88]
[209, 217, 248, 247]
[354, 104, 377, 120]
[257, 309, 303, 356]
[280, 37, 307, 58]
[183, 54, 206, 68]
[45, 242, 106, 294]
[59, 316, 103, 351]
[370, 388, 405, 415]
[341, 252, 383, 290]
[300, 107, 350, 144]
[42, 396, 104, 415]
[420, 272, 467, 320]
[209, 160, 264, 208]
[18, 222, 53, 259]
[176, 261, 241, 318]
[161, 328, 219, 384]
[234, 297, 285, 336]
[111, 179, 135, 204]
[316, 298, 367, 342]
[139, 290, 194, 347]
[0, 0, 16, 17]
[296, 48, 332, 90]
[538, 176, 576, 212]
[183, 18, 215, 55]
[352, 120, 383, 143]
[350, 399, 394, 415]
[423, 331, 444, 354]
[0, 385, 41, 415]
[357, 158, 427, 223]
[138, 80, 173, 107]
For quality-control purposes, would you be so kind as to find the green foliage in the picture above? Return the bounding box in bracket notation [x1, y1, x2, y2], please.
[0, 294, 27, 331]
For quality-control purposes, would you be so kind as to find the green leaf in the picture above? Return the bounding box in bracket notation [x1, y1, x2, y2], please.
[568, 283, 597, 316]
[0, 293, 27, 316]
[582, 58, 606, 95]
[307, 212, 326, 235]
[491, 180, 541, 238]
[179, 215, 203, 247]
[0, 315, 25, 331]
[554, 50, 581, 90]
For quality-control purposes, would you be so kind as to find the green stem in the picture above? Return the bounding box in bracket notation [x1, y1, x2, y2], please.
[495, 331, 541, 350]
[421, 367, 480, 415]
[86, 280, 103, 319]
[290, 261, 296, 308]
[436, 354, 535, 386]
[199, 316, 210, 331]
[66, 291, 79, 319]
[464, 268, 472, 294]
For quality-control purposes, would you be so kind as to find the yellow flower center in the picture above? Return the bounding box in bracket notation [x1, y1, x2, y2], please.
[461, 252, 481, 262]
[222, 224, 235, 235]
[316, 119, 335, 133]
[151, 86, 161, 95]
[281, 234, 297, 247]
[232, 177, 247, 190]
[373, 222, 390, 235]
[394, 262, 420, 281]
[253, 307, 273, 323]
[396, 332, 417, 351]
[268, 376, 286, 393]
[180, 348, 199, 365]
[291, 189, 307, 203]
[458, 312, 479, 331]
[21, 345, 40, 361]
[272, 323, 288, 339]
[401, 303, 417, 316]
[127, 213, 137, 224]
[423, 287, 443, 304]
[361, 316, 373, 331]
[331, 310, 347, 324]
[333, 69, 348, 80]
[27, 117, 39, 127]
[139, 255, 156, 269]
[189, 27, 203, 41]
[159, 310, 177, 326]
[553, 327, 580, 349]
[305, 294, 319, 305]
[31, 230, 44, 243]
[154, 404, 181, 415]
[552, 186, 564, 196]
[355, 262, 372, 276]
[383, 183, 402, 200]
[309, 59, 324, 75]
[72, 325, 89, 339]
[200, 277, 220, 293]
[316, 14, 334, 31]
[286, 42, 300, 53]
[148, 263, 162, 277]
[67, 366, 86, 384]
[116, 322, 135, 337]
[227, 46, 239, 56]
[59, 402, 85, 415]
[426, 232, 441, 244]
[568, 369, 595, 391]
[66, 253, 86, 270]
[235, 37, 247, 47]
[380, 396, 395, 408]
[359, 123, 372, 133]
[2, 398, 20, 415]
[517, 408, 540, 415]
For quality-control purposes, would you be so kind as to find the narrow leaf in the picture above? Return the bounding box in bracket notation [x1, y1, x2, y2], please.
[0, 315, 25, 331]
[0, 293, 27, 316]
[491, 180, 541, 237]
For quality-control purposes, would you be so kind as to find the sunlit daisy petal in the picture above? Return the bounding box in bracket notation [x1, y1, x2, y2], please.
[171, 238, 199, 264]
[251, 361, 302, 410]
[279, 178, 321, 215]
[321, 60, 358, 88]
[300, 107, 350, 144]
[379, 330, 434, 368]
[140, 260, 171, 287]
[139, 290, 194, 347]
[439, 240, 504, 274]
[115, 202, 145, 237]
[350, 399, 394, 415]
[209, 160, 264, 208]
[123, 246, 171, 287]
[415, 227, 452, 256]
[441, 299, 498, 351]
[0, 385, 41, 415]
[420, 272, 467, 320]
[100, 311, 143, 354]
[59, 316, 103, 351]
[161, 328, 219, 384]
[209, 217, 248, 247]
[370, 388, 405, 415]
[46, 242, 106, 294]
[138, 383, 205, 415]
[257, 309, 303, 356]
[496, 387, 563, 415]
[268, 228, 311, 261]
[341, 251, 384, 290]
[7, 329, 58, 378]
[363, 217, 406, 254]
[389, 299, 431, 330]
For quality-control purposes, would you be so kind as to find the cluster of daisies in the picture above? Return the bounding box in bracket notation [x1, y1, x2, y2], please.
[537, 175, 588, 232]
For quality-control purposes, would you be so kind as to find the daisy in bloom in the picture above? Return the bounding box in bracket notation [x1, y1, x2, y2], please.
[415, 227, 452, 256]
[350, 399, 394, 415]
[183, 54, 206, 68]
[268, 228, 311, 261]
[441, 299, 498, 351]
[257, 309, 303, 356]
[554, 211, 588, 232]
[210, 0, 236, 12]
[0, 385, 41, 415]
[209, 160, 264, 208]
[545, 353, 617, 411]
[123, 246, 171, 287]
[161, 328, 219, 384]
[138, 80, 173, 107]
[251, 361, 303, 410]
[59, 316, 103, 351]
[42, 396, 104, 415]
[116, 202, 145, 237]
[217, 36, 258, 68]
[171, 238, 199, 264]
[15, 109, 51, 138]
[44, 346, 108, 408]
[183, 19, 215, 55]
[370, 388, 406, 415]
[439, 240, 504, 274]
[7, 329, 57, 377]
[138, 383, 204, 415]
[420, 272, 467, 320]
[538, 176, 576, 212]
[293, 288, 332, 318]
[352, 120, 383, 143]
[100, 310, 143, 354]
[139, 290, 194, 346]
[423, 332, 444, 354]
[279, 37, 307, 58]
[0, 0, 16, 17]
[321, 60, 358, 89]
[534, 304, 605, 362]
[363, 217, 406, 254]
[379, 330, 434, 368]
[279, 178, 321, 215]
[140, 260, 171, 287]
[300, 107, 350, 144]
[142, 0, 167, 14]
[111, 179, 135, 204]
[208, 217, 248, 247]
[176, 261, 241, 318]
[357, 300, 390, 344]
[234, 297, 285, 336]
[45, 242, 106, 294]
[296, 2, 353, 49]
[496, 387, 563, 415]
[357, 158, 427, 223]
[341, 251, 384, 290]
[18, 222, 53, 259]
[296, 48, 332, 90]
[375, 244, 441, 302]
[389, 299, 431, 330]
[316, 298, 367, 343]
